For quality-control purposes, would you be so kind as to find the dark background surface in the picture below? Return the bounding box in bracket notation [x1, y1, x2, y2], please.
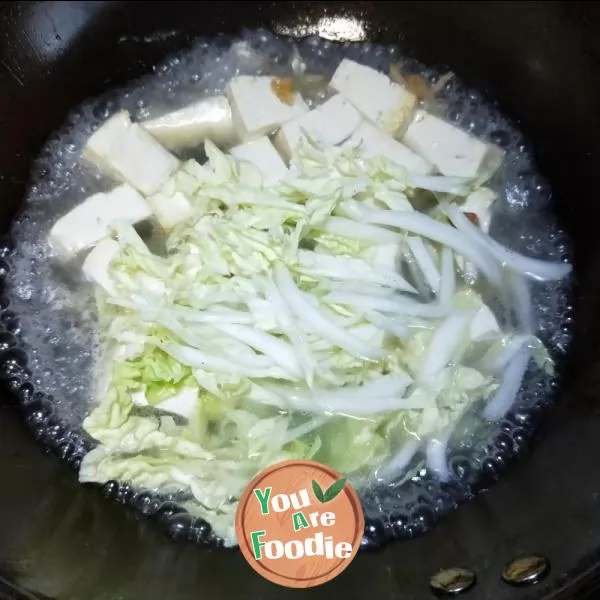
[1, 2, 600, 598]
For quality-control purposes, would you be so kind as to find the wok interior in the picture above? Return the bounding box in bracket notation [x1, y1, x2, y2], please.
[0, 2, 599, 599]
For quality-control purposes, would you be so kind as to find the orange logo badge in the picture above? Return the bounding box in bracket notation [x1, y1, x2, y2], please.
[235, 459, 364, 588]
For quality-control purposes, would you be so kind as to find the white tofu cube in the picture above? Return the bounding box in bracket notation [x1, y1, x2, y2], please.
[156, 387, 198, 420]
[274, 94, 362, 158]
[344, 121, 434, 175]
[461, 187, 497, 233]
[226, 76, 309, 140]
[402, 111, 504, 180]
[330, 59, 417, 134]
[82, 238, 120, 295]
[470, 305, 500, 341]
[455, 187, 497, 275]
[367, 243, 403, 272]
[147, 191, 194, 230]
[83, 111, 180, 195]
[131, 388, 149, 407]
[229, 137, 288, 186]
[347, 324, 386, 348]
[48, 184, 152, 259]
[141, 96, 236, 150]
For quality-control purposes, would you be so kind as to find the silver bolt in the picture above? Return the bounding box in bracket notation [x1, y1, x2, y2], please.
[501, 554, 550, 586]
[430, 567, 476, 595]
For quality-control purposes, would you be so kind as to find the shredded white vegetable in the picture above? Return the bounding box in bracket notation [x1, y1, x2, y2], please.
[426, 438, 451, 481]
[444, 204, 571, 281]
[363, 209, 504, 285]
[439, 247, 456, 309]
[484, 347, 531, 421]
[65, 109, 570, 546]
[419, 312, 473, 380]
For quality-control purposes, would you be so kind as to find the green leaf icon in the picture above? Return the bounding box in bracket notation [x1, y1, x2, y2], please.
[323, 477, 347, 502]
[312, 477, 347, 503]
[312, 480, 325, 503]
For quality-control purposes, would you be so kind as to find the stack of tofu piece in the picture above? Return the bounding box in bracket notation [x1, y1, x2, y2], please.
[48, 58, 502, 293]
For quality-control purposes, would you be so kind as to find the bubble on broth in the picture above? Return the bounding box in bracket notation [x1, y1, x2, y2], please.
[4, 29, 573, 539]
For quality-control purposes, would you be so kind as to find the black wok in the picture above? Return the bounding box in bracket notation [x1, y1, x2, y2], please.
[1, 1, 600, 598]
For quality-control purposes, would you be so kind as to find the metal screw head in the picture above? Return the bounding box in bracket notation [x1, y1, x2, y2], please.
[501, 554, 550, 586]
[430, 567, 476, 595]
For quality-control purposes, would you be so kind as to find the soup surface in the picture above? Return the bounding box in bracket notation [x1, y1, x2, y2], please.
[5, 30, 572, 546]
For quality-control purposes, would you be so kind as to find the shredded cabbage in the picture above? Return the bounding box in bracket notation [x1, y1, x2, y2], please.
[76, 135, 570, 546]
